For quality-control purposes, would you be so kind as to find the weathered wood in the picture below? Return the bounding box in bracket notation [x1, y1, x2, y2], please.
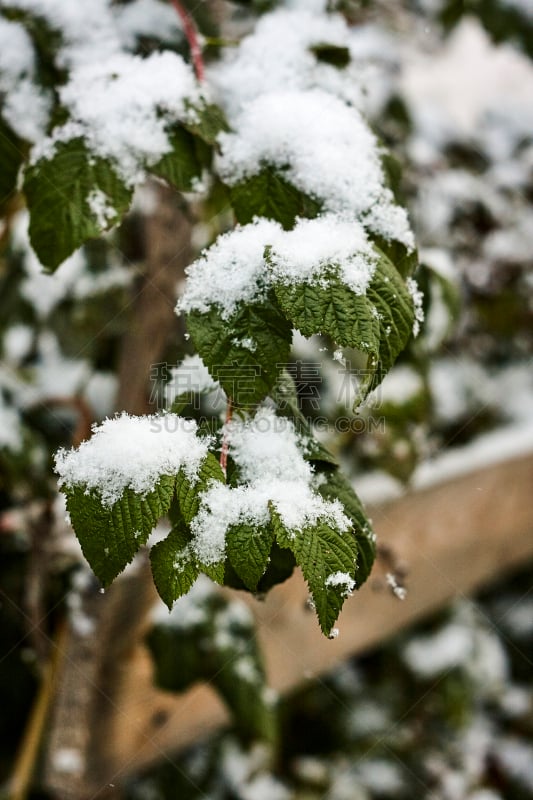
[44, 452, 533, 795]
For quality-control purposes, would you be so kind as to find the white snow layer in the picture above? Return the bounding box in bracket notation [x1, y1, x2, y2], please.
[55, 413, 209, 506]
[42, 50, 200, 183]
[217, 89, 414, 249]
[190, 407, 350, 565]
[0, 15, 51, 141]
[165, 355, 219, 403]
[178, 215, 385, 321]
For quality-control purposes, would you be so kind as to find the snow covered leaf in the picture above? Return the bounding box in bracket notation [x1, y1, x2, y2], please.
[0, 117, 24, 212]
[150, 522, 199, 608]
[176, 452, 225, 524]
[55, 413, 216, 584]
[24, 138, 132, 269]
[226, 522, 275, 591]
[65, 476, 175, 586]
[186, 292, 292, 408]
[271, 506, 358, 636]
[218, 89, 415, 250]
[317, 469, 376, 588]
[150, 125, 206, 192]
[229, 166, 321, 229]
[183, 100, 229, 146]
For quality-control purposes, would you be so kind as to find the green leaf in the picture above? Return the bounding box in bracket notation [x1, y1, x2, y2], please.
[271, 370, 338, 467]
[65, 475, 175, 586]
[176, 452, 225, 524]
[274, 248, 415, 403]
[150, 125, 204, 191]
[274, 270, 379, 350]
[317, 469, 376, 588]
[0, 116, 25, 212]
[310, 43, 351, 68]
[184, 101, 229, 145]
[229, 166, 321, 229]
[187, 291, 292, 409]
[274, 270, 380, 400]
[147, 591, 277, 742]
[226, 522, 275, 591]
[366, 249, 416, 392]
[372, 234, 418, 279]
[24, 137, 133, 269]
[150, 523, 199, 608]
[256, 541, 296, 592]
[271, 507, 358, 636]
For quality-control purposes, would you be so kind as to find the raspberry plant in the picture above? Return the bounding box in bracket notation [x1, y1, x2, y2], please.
[1, 0, 423, 637]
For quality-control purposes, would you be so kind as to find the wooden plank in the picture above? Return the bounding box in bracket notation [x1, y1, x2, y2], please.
[45, 452, 533, 794]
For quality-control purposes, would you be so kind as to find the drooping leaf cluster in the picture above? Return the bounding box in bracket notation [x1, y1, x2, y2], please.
[1, 1, 423, 636]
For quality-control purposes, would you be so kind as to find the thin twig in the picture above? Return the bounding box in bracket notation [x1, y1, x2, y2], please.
[170, 0, 205, 82]
[8, 622, 68, 800]
[220, 398, 233, 475]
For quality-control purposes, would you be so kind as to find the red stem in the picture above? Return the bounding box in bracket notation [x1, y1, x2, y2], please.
[170, 0, 205, 82]
[220, 398, 234, 475]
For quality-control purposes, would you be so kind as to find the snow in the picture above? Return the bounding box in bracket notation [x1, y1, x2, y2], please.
[165, 355, 219, 403]
[86, 189, 117, 229]
[413, 419, 533, 490]
[403, 622, 474, 678]
[0, 395, 22, 452]
[18, 331, 90, 406]
[178, 219, 281, 320]
[11, 212, 132, 317]
[0, 15, 51, 141]
[402, 19, 533, 159]
[357, 759, 404, 795]
[2, 325, 33, 365]
[234, 656, 261, 684]
[51, 747, 84, 774]
[9, 1, 200, 184]
[113, 0, 184, 49]
[83, 372, 118, 420]
[190, 407, 350, 566]
[55, 413, 209, 507]
[267, 215, 377, 296]
[217, 88, 414, 249]
[325, 572, 355, 596]
[180, 214, 384, 322]
[372, 364, 424, 406]
[403, 605, 508, 689]
[209, 6, 397, 121]
[209, 7, 364, 118]
[406, 277, 424, 336]
[386, 573, 407, 601]
[495, 738, 533, 792]
[48, 50, 200, 183]
[151, 574, 215, 629]
[354, 471, 404, 505]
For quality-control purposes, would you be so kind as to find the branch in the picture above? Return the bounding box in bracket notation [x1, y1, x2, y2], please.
[220, 398, 233, 475]
[170, 0, 205, 82]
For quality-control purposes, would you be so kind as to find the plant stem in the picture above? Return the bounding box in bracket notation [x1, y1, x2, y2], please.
[8, 622, 68, 800]
[170, 0, 205, 82]
[220, 398, 233, 475]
